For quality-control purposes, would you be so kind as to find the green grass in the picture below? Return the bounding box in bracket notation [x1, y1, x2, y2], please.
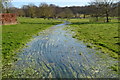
[67, 18, 119, 59]
[67, 18, 119, 72]
[2, 17, 62, 66]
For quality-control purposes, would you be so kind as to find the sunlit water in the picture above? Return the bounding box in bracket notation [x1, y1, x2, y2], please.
[8, 22, 118, 78]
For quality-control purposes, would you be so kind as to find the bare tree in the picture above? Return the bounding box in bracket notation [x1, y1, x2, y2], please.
[17, 9, 25, 17]
[36, 7, 41, 18]
[48, 4, 56, 18]
[90, 0, 115, 22]
[64, 8, 74, 19]
[2, 0, 13, 13]
[0, 0, 3, 13]
[39, 3, 49, 19]
[57, 8, 73, 19]
[22, 5, 29, 17]
[57, 11, 66, 18]
[9, 1, 118, 19]
[39, 3, 56, 19]
[28, 4, 36, 18]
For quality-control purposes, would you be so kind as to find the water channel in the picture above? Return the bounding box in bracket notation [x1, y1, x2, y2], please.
[7, 21, 118, 78]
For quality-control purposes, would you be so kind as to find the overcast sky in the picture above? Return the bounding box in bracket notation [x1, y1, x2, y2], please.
[11, 0, 92, 8]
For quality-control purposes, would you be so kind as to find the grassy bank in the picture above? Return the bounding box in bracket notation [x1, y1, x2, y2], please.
[67, 18, 119, 59]
[2, 17, 62, 67]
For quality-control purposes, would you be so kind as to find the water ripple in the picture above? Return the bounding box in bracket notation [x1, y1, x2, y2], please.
[8, 22, 118, 78]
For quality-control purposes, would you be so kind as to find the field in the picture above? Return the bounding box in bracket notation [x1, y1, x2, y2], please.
[2, 17, 62, 66]
[2, 17, 119, 76]
[2, 17, 119, 77]
[67, 18, 119, 59]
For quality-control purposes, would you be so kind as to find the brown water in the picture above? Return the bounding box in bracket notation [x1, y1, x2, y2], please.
[6, 21, 118, 78]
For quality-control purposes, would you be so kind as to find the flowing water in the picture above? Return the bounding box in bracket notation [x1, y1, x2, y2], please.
[7, 21, 118, 78]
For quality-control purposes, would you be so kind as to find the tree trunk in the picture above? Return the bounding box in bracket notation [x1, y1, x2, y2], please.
[83, 14, 86, 18]
[106, 11, 109, 22]
[96, 15, 98, 22]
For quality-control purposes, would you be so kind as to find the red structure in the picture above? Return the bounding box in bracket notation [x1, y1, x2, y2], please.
[0, 13, 17, 25]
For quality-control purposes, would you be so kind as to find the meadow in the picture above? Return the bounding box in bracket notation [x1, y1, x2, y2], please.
[2, 17, 119, 75]
[67, 18, 119, 59]
[2, 17, 62, 66]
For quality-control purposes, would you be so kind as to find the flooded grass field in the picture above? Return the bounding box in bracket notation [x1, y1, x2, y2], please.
[3, 21, 118, 78]
[2, 17, 62, 69]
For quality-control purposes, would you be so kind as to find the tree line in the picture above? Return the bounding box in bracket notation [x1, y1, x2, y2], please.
[1, 0, 120, 22]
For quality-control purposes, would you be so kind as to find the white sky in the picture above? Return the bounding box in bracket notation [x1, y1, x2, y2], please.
[11, 0, 119, 8]
[11, 0, 91, 2]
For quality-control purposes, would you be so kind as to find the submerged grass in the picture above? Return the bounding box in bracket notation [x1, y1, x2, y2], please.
[67, 18, 119, 59]
[2, 17, 62, 69]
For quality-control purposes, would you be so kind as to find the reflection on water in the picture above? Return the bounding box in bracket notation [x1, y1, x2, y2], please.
[8, 22, 118, 78]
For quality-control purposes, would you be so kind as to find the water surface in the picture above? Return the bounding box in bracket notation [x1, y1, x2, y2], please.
[8, 22, 118, 78]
